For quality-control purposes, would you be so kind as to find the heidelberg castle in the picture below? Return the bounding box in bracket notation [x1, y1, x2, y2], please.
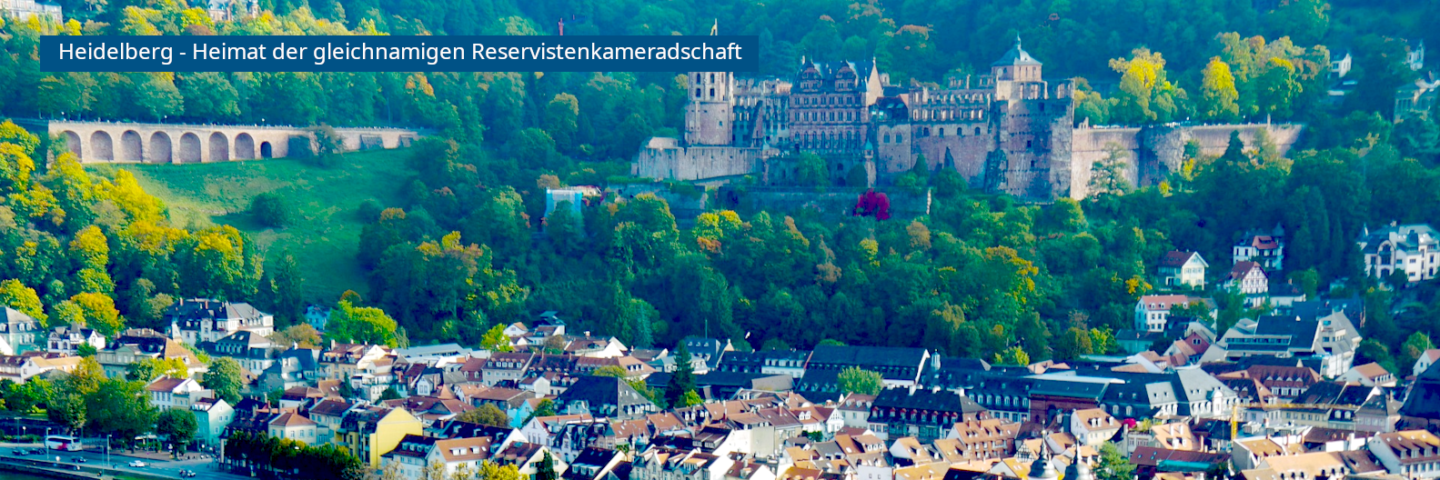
[634, 36, 1301, 201]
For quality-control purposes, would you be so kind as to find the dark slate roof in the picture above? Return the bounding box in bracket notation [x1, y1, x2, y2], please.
[1030, 378, 1110, 399]
[697, 372, 774, 388]
[992, 36, 1041, 67]
[1402, 360, 1440, 419]
[1101, 378, 1177, 408]
[795, 368, 843, 397]
[1359, 224, 1439, 254]
[681, 337, 728, 361]
[537, 311, 567, 327]
[1159, 251, 1200, 268]
[1253, 316, 1321, 350]
[555, 376, 654, 412]
[166, 299, 267, 324]
[797, 59, 878, 88]
[1299, 381, 1375, 407]
[809, 345, 927, 371]
[434, 420, 517, 440]
[1236, 356, 1308, 368]
[565, 448, 622, 480]
[1064, 366, 1232, 408]
[923, 355, 993, 389]
[873, 387, 986, 414]
[1287, 297, 1364, 324]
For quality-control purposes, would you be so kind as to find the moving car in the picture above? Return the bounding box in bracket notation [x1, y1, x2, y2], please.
[12, 449, 26, 456]
[128, 460, 147, 467]
[71, 456, 86, 463]
[180, 470, 197, 477]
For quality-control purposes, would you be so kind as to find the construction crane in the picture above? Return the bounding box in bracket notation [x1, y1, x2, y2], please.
[1228, 402, 1359, 444]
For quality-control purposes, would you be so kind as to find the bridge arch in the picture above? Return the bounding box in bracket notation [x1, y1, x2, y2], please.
[208, 132, 229, 162]
[120, 131, 143, 161]
[149, 132, 173, 163]
[234, 133, 255, 160]
[178, 132, 202, 163]
[260, 141, 273, 158]
[89, 131, 114, 162]
[61, 130, 82, 159]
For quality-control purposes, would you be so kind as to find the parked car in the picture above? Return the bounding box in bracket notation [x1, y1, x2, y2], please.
[72, 456, 86, 463]
[180, 470, 197, 477]
[12, 449, 26, 456]
[128, 460, 147, 468]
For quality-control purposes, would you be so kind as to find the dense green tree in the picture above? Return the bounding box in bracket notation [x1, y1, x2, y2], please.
[837, 367, 883, 395]
[178, 72, 240, 121]
[795, 153, 829, 187]
[326, 300, 399, 347]
[250, 193, 293, 228]
[1198, 58, 1240, 122]
[156, 408, 198, 455]
[1095, 442, 1137, 480]
[202, 357, 246, 405]
[456, 403, 509, 427]
[0, 279, 46, 326]
[664, 342, 696, 408]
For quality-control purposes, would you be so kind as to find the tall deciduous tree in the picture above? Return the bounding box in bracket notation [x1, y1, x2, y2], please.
[455, 403, 509, 427]
[1199, 57, 1240, 122]
[156, 408, 198, 455]
[837, 367, 883, 395]
[326, 300, 399, 347]
[0, 279, 46, 326]
[70, 292, 123, 337]
[202, 357, 245, 405]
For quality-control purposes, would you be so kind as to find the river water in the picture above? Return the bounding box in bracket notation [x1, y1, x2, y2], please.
[0, 474, 51, 480]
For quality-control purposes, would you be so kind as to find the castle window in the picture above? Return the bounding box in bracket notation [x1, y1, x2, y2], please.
[1026, 140, 1032, 148]
[710, 74, 715, 82]
[695, 88, 702, 98]
[709, 88, 715, 97]
[884, 134, 890, 144]
[975, 127, 982, 135]
[939, 128, 945, 137]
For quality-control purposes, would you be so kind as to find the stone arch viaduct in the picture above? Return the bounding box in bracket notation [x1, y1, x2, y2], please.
[47, 121, 420, 164]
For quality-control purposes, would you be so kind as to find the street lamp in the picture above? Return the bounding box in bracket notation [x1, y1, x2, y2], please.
[44, 427, 50, 456]
[106, 434, 111, 468]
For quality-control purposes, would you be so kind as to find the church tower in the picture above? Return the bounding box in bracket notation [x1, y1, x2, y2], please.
[1027, 441, 1060, 480]
[684, 20, 735, 146]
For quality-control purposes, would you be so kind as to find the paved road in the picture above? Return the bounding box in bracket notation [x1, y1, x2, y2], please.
[0, 442, 253, 480]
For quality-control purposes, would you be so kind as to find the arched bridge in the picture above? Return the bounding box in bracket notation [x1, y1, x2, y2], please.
[47, 121, 420, 164]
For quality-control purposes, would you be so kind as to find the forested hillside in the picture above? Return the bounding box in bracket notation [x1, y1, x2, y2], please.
[1, 0, 1440, 370]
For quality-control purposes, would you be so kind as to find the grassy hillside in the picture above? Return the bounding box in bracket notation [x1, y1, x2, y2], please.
[87, 148, 415, 299]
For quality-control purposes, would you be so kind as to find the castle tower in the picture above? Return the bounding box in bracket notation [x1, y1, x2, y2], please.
[992, 34, 1042, 82]
[684, 20, 735, 146]
[991, 35, 1043, 101]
